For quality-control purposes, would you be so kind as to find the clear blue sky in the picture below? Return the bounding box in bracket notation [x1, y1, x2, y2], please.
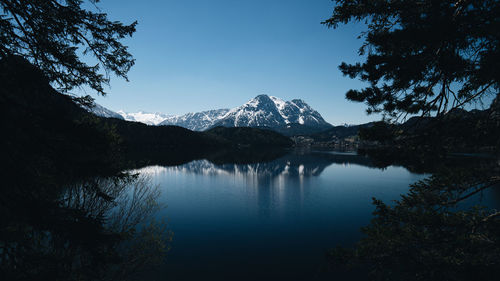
[85, 0, 377, 125]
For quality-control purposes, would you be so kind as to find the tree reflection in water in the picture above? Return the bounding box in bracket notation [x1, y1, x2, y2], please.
[327, 156, 500, 281]
[1, 173, 171, 281]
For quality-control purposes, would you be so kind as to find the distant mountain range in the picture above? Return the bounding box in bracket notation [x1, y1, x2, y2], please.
[88, 95, 333, 135]
[117, 111, 171, 126]
[160, 109, 230, 130]
[142, 151, 379, 178]
[135, 146, 473, 182]
[210, 95, 331, 131]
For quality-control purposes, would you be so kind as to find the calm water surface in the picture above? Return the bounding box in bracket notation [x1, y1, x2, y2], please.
[131, 151, 434, 280]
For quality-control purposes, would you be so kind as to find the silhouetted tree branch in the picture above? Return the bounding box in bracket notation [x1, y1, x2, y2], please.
[324, 0, 500, 120]
[0, 0, 136, 96]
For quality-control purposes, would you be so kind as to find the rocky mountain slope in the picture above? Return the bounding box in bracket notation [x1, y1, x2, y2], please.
[159, 109, 230, 131]
[88, 94, 332, 135]
[159, 94, 332, 134]
[213, 95, 331, 130]
[117, 111, 171, 125]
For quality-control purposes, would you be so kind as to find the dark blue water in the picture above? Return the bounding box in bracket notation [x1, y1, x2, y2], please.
[130, 151, 496, 280]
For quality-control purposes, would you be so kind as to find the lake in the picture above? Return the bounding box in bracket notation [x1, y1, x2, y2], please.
[4, 148, 498, 281]
[130, 150, 433, 280]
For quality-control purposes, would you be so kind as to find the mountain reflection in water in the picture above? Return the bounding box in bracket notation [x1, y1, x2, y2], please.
[5, 148, 498, 281]
[127, 150, 436, 281]
[132, 151, 382, 178]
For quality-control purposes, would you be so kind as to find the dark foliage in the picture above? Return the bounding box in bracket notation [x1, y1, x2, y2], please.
[0, 57, 172, 281]
[0, 58, 294, 280]
[328, 165, 500, 281]
[357, 101, 500, 152]
[324, 3, 500, 279]
[0, 172, 170, 281]
[206, 126, 294, 148]
[0, 55, 122, 184]
[105, 119, 226, 152]
[325, 89, 500, 281]
[262, 123, 333, 137]
[310, 123, 374, 142]
[324, 0, 500, 119]
[0, 0, 136, 96]
[358, 121, 395, 142]
[401, 107, 500, 151]
[0, 57, 293, 179]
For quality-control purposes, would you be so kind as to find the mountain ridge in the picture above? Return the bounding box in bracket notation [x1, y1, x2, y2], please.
[89, 94, 333, 135]
[213, 95, 331, 131]
[159, 108, 231, 130]
[117, 110, 172, 125]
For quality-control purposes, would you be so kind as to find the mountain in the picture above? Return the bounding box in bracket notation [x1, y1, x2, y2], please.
[135, 150, 380, 179]
[159, 109, 230, 131]
[85, 105, 170, 125]
[85, 103, 124, 120]
[159, 95, 332, 135]
[89, 106, 172, 125]
[214, 95, 332, 130]
[88, 94, 332, 135]
[116, 110, 171, 125]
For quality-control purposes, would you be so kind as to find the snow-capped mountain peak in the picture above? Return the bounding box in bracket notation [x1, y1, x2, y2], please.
[86, 94, 332, 134]
[213, 94, 330, 130]
[269, 95, 287, 111]
[217, 94, 286, 128]
[159, 109, 230, 131]
[116, 110, 172, 125]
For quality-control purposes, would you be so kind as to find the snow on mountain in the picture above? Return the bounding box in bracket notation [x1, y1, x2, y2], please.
[88, 104, 171, 125]
[214, 95, 332, 130]
[117, 111, 172, 125]
[215, 95, 286, 128]
[159, 109, 230, 131]
[86, 95, 332, 133]
[85, 103, 124, 120]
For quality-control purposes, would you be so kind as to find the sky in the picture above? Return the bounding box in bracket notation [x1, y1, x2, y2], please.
[83, 0, 377, 125]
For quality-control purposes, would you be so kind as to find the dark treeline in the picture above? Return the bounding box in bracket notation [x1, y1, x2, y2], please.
[1, 0, 500, 280]
[0, 57, 164, 281]
[323, 0, 500, 280]
[0, 56, 292, 281]
[0, 56, 293, 174]
[357, 102, 500, 153]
